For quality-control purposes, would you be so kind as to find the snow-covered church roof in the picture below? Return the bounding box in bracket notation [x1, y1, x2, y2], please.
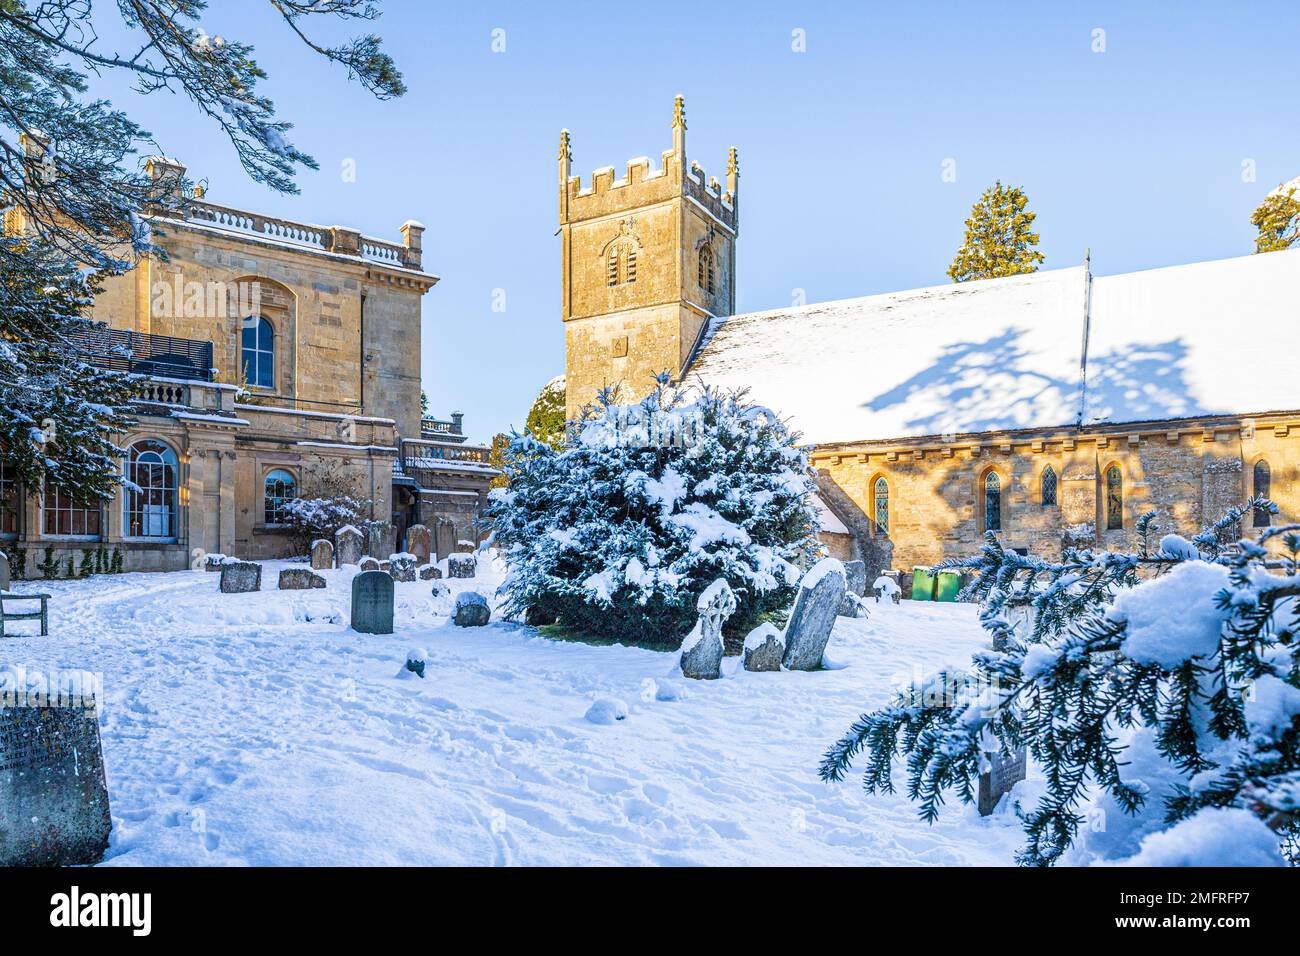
[686, 250, 1300, 446]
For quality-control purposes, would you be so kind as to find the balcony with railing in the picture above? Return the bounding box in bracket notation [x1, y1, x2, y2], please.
[420, 412, 466, 443]
[68, 326, 215, 382]
[400, 437, 498, 485]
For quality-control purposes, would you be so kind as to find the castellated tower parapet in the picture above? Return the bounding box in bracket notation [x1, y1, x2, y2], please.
[558, 96, 739, 421]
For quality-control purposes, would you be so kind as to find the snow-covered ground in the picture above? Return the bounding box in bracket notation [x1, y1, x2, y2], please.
[2, 561, 1027, 866]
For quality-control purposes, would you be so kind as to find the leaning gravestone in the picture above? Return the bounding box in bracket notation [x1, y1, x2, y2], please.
[278, 568, 325, 590]
[335, 526, 364, 567]
[350, 570, 394, 635]
[219, 561, 261, 593]
[1, 676, 111, 866]
[388, 554, 417, 583]
[310, 539, 334, 571]
[448, 554, 477, 579]
[742, 622, 785, 672]
[679, 579, 736, 680]
[404, 525, 431, 566]
[0, 552, 9, 592]
[452, 591, 491, 627]
[978, 746, 1028, 816]
[782, 559, 846, 671]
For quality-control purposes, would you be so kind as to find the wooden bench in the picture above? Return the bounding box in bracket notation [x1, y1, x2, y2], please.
[0, 591, 51, 637]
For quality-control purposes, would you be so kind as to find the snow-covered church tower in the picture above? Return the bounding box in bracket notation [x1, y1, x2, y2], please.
[558, 96, 739, 420]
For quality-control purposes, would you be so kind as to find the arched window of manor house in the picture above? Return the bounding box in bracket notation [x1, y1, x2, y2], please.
[1253, 460, 1272, 527]
[123, 439, 178, 539]
[698, 245, 716, 295]
[1041, 465, 1058, 507]
[264, 469, 297, 526]
[241, 316, 275, 389]
[873, 477, 889, 534]
[1105, 465, 1123, 530]
[983, 472, 1002, 532]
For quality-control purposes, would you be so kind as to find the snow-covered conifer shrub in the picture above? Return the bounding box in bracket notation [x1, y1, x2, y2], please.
[821, 502, 1300, 866]
[492, 377, 818, 646]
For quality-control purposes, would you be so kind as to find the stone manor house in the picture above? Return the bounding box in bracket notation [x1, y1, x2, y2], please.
[560, 99, 1299, 579]
[3, 147, 497, 575]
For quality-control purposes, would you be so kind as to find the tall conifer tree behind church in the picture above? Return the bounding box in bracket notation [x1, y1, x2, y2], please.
[947, 182, 1045, 282]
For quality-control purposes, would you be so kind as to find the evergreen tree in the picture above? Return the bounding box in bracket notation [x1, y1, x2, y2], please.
[78, 549, 94, 578]
[821, 502, 1300, 866]
[487, 433, 510, 489]
[525, 376, 567, 451]
[110, 549, 123, 574]
[11, 547, 26, 579]
[1250, 179, 1300, 254]
[64, 555, 74, 578]
[947, 181, 1045, 282]
[1, 1, 404, 505]
[494, 376, 818, 645]
[38, 546, 58, 580]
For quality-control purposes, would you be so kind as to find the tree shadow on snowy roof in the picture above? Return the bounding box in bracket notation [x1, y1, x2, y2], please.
[858, 327, 1201, 435]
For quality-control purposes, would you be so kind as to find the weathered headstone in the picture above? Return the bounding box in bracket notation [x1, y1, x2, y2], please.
[838, 560, 867, 617]
[359, 557, 380, 572]
[219, 561, 261, 593]
[388, 554, 417, 583]
[679, 579, 735, 680]
[404, 525, 431, 566]
[782, 558, 846, 671]
[742, 622, 785, 672]
[310, 539, 334, 571]
[452, 590, 490, 627]
[418, 564, 440, 581]
[278, 568, 326, 590]
[350, 570, 394, 634]
[448, 553, 477, 579]
[1, 680, 111, 866]
[978, 746, 1028, 816]
[0, 552, 9, 592]
[367, 525, 389, 564]
[335, 526, 364, 567]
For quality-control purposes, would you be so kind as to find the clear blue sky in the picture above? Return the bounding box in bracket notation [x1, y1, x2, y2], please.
[89, 1, 1300, 442]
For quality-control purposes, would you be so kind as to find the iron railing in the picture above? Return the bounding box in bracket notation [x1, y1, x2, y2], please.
[69, 326, 215, 383]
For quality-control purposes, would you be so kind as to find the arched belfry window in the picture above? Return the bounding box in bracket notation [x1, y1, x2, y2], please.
[1105, 465, 1123, 530]
[1041, 465, 1058, 507]
[1253, 460, 1272, 527]
[124, 439, 178, 538]
[241, 316, 274, 389]
[264, 469, 297, 526]
[983, 472, 1002, 532]
[698, 245, 716, 295]
[606, 238, 638, 287]
[873, 477, 889, 534]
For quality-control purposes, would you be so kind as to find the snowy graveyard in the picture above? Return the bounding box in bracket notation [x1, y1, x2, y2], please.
[0, 557, 1029, 866]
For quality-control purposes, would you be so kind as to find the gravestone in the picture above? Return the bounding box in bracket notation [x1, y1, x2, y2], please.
[0, 552, 9, 592]
[278, 568, 325, 590]
[367, 525, 389, 564]
[418, 564, 440, 581]
[448, 554, 477, 579]
[335, 526, 364, 567]
[452, 591, 490, 627]
[838, 560, 867, 617]
[742, 623, 785, 672]
[430, 581, 451, 601]
[358, 557, 380, 572]
[310, 539, 334, 571]
[782, 559, 846, 671]
[219, 561, 261, 593]
[978, 746, 1028, 816]
[1, 683, 111, 866]
[404, 525, 431, 566]
[350, 570, 394, 635]
[388, 554, 417, 583]
[679, 579, 735, 680]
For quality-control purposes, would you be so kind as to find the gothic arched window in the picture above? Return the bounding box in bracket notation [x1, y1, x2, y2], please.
[698, 246, 716, 295]
[123, 439, 178, 538]
[1253, 460, 1272, 527]
[1041, 465, 1058, 506]
[264, 469, 297, 526]
[1105, 465, 1123, 530]
[983, 472, 1002, 532]
[873, 477, 889, 534]
[241, 316, 274, 389]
